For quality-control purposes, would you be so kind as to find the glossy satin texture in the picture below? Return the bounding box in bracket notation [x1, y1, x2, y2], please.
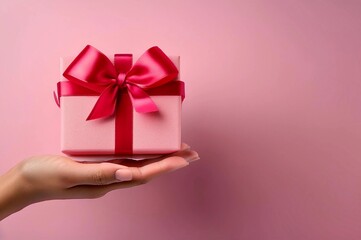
[62, 45, 180, 120]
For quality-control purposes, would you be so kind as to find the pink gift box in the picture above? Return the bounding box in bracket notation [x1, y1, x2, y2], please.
[57, 48, 183, 157]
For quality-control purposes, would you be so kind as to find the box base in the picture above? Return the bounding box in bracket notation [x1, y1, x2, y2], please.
[66, 153, 165, 162]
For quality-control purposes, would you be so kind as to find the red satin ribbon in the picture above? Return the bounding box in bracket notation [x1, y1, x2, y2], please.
[55, 45, 185, 154]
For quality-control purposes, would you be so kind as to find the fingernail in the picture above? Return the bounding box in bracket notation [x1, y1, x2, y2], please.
[183, 151, 200, 163]
[115, 169, 133, 182]
[181, 143, 191, 150]
[186, 155, 200, 163]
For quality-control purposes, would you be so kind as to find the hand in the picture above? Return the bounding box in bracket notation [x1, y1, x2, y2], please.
[0, 143, 199, 220]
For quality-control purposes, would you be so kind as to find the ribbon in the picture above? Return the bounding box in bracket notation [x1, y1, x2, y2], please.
[55, 45, 185, 154]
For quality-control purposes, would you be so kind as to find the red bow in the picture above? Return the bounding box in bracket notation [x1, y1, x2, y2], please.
[61, 45, 179, 120]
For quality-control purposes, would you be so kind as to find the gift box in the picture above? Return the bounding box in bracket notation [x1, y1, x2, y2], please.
[55, 45, 185, 156]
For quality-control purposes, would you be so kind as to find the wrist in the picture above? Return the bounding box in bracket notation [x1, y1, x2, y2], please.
[0, 164, 34, 220]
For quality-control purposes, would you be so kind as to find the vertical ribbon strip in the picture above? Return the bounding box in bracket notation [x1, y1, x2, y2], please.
[114, 54, 133, 154]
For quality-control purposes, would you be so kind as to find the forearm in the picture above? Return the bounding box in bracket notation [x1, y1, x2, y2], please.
[0, 166, 30, 221]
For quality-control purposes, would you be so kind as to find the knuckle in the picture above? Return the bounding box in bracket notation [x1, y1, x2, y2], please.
[132, 168, 149, 185]
[136, 168, 147, 184]
[92, 169, 106, 185]
[157, 160, 172, 172]
[139, 177, 150, 186]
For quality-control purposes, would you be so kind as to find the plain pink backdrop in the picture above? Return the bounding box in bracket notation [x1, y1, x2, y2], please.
[1, 0, 361, 239]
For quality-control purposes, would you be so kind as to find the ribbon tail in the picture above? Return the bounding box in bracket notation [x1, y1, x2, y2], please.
[53, 81, 63, 107]
[53, 91, 60, 107]
[126, 84, 158, 113]
[87, 84, 118, 120]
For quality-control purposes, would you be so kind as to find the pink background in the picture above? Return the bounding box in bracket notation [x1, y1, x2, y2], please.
[1, 0, 361, 239]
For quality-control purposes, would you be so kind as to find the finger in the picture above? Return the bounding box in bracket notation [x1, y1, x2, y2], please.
[65, 162, 133, 187]
[104, 155, 190, 183]
[105, 142, 191, 165]
[65, 147, 198, 186]
[62, 155, 190, 199]
[181, 142, 191, 151]
[108, 148, 199, 168]
[165, 149, 199, 163]
[107, 156, 191, 190]
[80, 143, 191, 165]
[131, 155, 190, 182]
[56, 181, 141, 199]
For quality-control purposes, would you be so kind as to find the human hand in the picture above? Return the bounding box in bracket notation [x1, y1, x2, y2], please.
[0, 143, 199, 220]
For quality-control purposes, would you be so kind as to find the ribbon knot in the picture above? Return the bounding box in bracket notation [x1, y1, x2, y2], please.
[116, 73, 126, 87]
[61, 45, 180, 121]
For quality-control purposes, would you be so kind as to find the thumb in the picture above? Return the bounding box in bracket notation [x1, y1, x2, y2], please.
[67, 162, 133, 186]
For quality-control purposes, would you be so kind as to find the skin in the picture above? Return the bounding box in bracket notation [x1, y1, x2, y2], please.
[0, 143, 199, 221]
